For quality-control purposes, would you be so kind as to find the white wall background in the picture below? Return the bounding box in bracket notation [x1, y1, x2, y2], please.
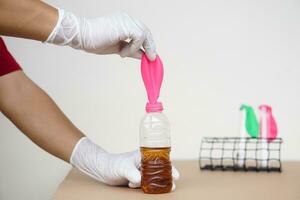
[1, 0, 300, 199]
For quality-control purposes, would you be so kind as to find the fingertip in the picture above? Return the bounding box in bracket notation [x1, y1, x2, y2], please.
[172, 166, 180, 180]
[171, 182, 176, 191]
[119, 44, 129, 58]
[145, 51, 157, 61]
[125, 168, 141, 185]
[129, 182, 141, 188]
[119, 41, 144, 60]
[143, 31, 156, 61]
[133, 150, 141, 168]
[131, 49, 143, 60]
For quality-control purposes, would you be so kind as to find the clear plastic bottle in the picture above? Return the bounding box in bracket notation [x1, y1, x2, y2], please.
[139, 54, 172, 194]
[140, 110, 172, 194]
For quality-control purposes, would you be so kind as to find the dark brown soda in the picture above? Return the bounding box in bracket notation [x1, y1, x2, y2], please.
[140, 147, 172, 194]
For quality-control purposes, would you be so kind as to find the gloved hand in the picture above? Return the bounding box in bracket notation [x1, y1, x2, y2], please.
[70, 137, 179, 189]
[46, 9, 156, 60]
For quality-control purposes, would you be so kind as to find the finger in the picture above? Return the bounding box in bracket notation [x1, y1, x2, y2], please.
[125, 166, 141, 188]
[93, 42, 145, 60]
[129, 182, 140, 189]
[90, 41, 127, 55]
[172, 182, 176, 191]
[95, 41, 143, 60]
[128, 49, 144, 60]
[142, 30, 156, 61]
[172, 165, 180, 180]
[133, 150, 141, 168]
[120, 31, 145, 59]
[133, 19, 156, 61]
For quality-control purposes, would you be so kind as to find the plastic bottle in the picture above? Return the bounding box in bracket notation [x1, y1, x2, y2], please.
[140, 110, 172, 194]
[139, 54, 172, 194]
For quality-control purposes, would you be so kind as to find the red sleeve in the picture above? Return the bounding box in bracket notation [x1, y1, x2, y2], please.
[0, 37, 22, 76]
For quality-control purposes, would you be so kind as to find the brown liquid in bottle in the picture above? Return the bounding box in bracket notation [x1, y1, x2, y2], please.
[140, 147, 172, 194]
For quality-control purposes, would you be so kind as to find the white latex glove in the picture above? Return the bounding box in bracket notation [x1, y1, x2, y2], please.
[46, 9, 156, 60]
[70, 137, 180, 189]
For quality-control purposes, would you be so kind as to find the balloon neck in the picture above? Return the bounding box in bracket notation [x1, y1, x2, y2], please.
[146, 102, 163, 113]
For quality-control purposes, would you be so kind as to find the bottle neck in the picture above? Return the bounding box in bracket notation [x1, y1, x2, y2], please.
[146, 102, 163, 113]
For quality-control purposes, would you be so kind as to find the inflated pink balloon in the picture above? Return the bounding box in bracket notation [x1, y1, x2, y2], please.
[141, 54, 164, 112]
[259, 105, 278, 142]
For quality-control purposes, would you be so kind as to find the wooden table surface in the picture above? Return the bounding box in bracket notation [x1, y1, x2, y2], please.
[52, 161, 300, 200]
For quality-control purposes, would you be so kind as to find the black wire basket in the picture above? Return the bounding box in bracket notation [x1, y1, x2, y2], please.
[199, 137, 282, 172]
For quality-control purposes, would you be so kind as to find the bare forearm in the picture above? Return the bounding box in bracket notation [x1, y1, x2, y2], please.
[0, 71, 84, 162]
[0, 0, 57, 41]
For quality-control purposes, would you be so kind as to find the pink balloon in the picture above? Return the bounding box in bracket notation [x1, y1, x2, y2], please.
[141, 54, 164, 113]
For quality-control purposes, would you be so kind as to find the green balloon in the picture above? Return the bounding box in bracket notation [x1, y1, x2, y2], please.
[240, 105, 259, 138]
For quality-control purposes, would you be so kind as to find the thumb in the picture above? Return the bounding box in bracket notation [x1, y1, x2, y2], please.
[172, 165, 180, 181]
[125, 166, 141, 188]
[172, 182, 176, 191]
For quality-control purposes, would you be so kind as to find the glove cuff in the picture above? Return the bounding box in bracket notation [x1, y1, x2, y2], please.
[45, 8, 82, 49]
[70, 137, 108, 182]
[69, 136, 87, 164]
[70, 137, 107, 165]
[45, 9, 64, 43]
